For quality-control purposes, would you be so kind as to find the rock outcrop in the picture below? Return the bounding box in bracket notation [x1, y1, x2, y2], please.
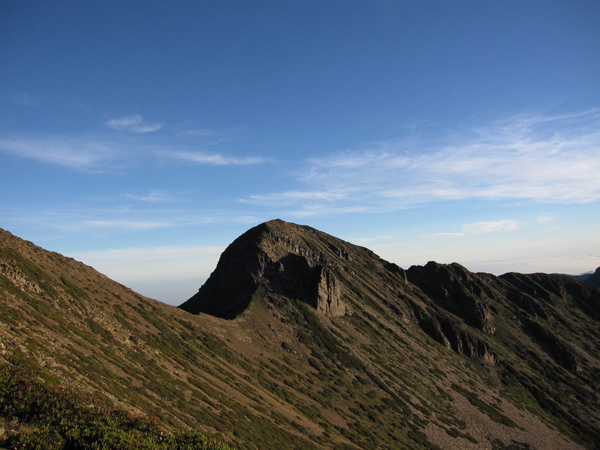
[0, 258, 43, 293]
[180, 220, 350, 318]
[314, 266, 345, 316]
[406, 261, 498, 335]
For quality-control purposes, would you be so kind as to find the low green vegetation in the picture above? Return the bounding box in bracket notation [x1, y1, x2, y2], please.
[0, 352, 232, 450]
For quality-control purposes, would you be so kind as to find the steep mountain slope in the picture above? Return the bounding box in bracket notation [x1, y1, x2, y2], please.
[2, 221, 599, 449]
[0, 227, 336, 448]
[181, 219, 600, 448]
[582, 267, 600, 287]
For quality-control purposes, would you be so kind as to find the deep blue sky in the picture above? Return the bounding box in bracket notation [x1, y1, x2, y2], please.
[2, 1, 599, 304]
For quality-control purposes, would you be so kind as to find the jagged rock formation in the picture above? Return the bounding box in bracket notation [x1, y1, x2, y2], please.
[180, 220, 354, 318]
[2, 223, 600, 449]
[406, 261, 498, 335]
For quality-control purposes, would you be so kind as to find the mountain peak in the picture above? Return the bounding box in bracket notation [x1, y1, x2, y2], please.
[179, 220, 360, 319]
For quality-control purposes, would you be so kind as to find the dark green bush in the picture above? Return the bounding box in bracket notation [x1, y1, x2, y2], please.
[0, 352, 233, 449]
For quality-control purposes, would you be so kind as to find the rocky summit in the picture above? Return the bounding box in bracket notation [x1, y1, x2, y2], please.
[1, 221, 600, 449]
[180, 219, 358, 318]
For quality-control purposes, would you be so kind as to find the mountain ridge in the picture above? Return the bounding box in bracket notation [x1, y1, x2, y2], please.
[1, 222, 599, 448]
[180, 219, 600, 445]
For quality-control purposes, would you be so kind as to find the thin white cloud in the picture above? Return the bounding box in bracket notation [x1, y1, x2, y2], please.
[0, 129, 265, 171]
[287, 204, 376, 218]
[345, 235, 399, 245]
[0, 134, 118, 170]
[536, 214, 555, 224]
[422, 220, 519, 238]
[158, 150, 266, 166]
[134, 124, 163, 133]
[126, 189, 182, 203]
[106, 115, 141, 129]
[245, 190, 348, 203]
[106, 114, 162, 133]
[76, 220, 170, 231]
[245, 109, 600, 214]
[461, 220, 519, 234]
[184, 128, 217, 137]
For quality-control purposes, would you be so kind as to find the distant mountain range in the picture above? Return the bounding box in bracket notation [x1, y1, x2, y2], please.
[567, 268, 600, 287]
[1, 220, 599, 449]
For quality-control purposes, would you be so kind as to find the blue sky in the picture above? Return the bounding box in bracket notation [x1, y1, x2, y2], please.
[1, 1, 599, 304]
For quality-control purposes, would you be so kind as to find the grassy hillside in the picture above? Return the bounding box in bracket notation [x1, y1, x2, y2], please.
[1, 223, 599, 448]
[0, 351, 231, 449]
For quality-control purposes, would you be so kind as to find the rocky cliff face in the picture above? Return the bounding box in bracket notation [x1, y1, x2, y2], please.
[406, 261, 498, 335]
[405, 261, 600, 371]
[180, 220, 354, 318]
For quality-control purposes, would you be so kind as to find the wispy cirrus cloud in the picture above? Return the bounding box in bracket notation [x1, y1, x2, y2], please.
[0, 128, 265, 171]
[126, 189, 182, 203]
[157, 150, 267, 166]
[244, 109, 600, 215]
[3, 204, 261, 238]
[536, 214, 555, 224]
[423, 220, 519, 238]
[76, 220, 170, 231]
[0, 134, 119, 170]
[184, 128, 218, 137]
[106, 114, 162, 133]
[245, 190, 348, 203]
[461, 219, 519, 234]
